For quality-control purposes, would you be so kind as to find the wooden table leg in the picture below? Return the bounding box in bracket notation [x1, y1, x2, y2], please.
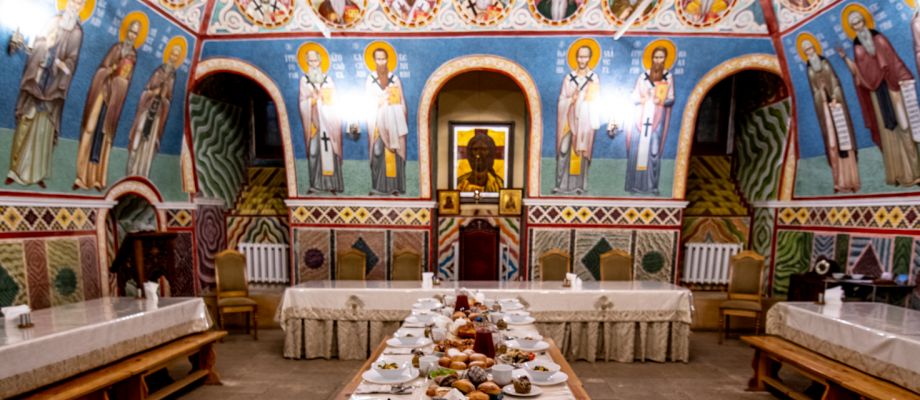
[198, 343, 222, 385]
[747, 348, 769, 391]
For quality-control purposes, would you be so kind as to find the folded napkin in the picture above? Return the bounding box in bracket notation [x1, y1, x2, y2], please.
[2, 305, 30, 320]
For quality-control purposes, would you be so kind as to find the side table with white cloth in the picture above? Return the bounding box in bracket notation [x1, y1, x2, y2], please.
[277, 280, 692, 362]
[0, 297, 213, 398]
[766, 302, 920, 394]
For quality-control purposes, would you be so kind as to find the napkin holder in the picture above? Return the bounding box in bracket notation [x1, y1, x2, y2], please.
[823, 286, 843, 305]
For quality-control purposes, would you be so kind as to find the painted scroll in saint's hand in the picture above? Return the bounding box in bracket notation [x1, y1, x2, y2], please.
[900, 80, 920, 142]
[830, 103, 852, 151]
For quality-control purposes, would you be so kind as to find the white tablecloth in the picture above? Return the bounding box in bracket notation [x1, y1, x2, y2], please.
[346, 314, 577, 399]
[277, 281, 692, 362]
[0, 297, 212, 398]
[766, 302, 920, 394]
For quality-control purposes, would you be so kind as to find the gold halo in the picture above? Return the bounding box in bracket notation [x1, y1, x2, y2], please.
[566, 38, 601, 71]
[57, 0, 95, 22]
[163, 36, 188, 67]
[795, 32, 822, 62]
[841, 3, 874, 39]
[642, 39, 677, 70]
[297, 42, 330, 74]
[119, 11, 149, 49]
[908, 0, 917, 9]
[364, 41, 398, 72]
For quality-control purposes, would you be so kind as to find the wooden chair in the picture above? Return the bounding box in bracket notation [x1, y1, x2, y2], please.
[215, 250, 258, 340]
[540, 250, 570, 281]
[719, 250, 766, 344]
[336, 249, 367, 280]
[599, 249, 633, 281]
[392, 251, 422, 281]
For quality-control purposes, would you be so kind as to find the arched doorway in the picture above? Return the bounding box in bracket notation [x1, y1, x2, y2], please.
[189, 70, 291, 286]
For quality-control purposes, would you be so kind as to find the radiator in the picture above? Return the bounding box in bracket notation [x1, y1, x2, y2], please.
[682, 243, 742, 285]
[239, 243, 290, 284]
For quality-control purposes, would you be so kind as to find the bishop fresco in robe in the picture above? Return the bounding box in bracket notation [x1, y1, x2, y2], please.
[625, 41, 675, 196]
[838, 6, 920, 187]
[298, 44, 344, 194]
[798, 34, 860, 193]
[6, 0, 86, 188]
[74, 15, 147, 190]
[364, 42, 408, 196]
[126, 38, 184, 178]
[553, 39, 601, 195]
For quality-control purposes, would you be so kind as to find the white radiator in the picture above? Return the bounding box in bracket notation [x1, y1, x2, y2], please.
[239, 243, 290, 284]
[682, 243, 742, 285]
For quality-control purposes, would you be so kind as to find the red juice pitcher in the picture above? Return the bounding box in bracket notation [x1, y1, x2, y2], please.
[454, 294, 470, 312]
[473, 326, 495, 358]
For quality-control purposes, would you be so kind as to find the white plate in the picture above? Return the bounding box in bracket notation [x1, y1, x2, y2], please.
[527, 371, 568, 386]
[506, 339, 549, 351]
[502, 384, 543, 397]
[361, 367, 419, 384]
[403, 316, 431, 327]
[505, 316, 535, 325]
[412, 301, 442, 310]
[500, 303, 524, 311]
[386, 337, 433, 348]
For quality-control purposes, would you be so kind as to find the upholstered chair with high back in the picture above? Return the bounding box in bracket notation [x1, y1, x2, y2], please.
[215, 249, 258, 340]
[540, 250, 570, 281]
[337, 249, 367, 280]
[392, 251, 422, 281]
[719, 250, 767, 344]
[599, 249, 633, 281]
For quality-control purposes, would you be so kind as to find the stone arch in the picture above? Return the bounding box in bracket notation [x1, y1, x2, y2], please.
[417, 55, 543, 198]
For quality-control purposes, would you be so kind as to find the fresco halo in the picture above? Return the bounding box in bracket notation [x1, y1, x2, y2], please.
[364, 41, 398, 72]
[840, 3, 875, 39]
[164, 36, 188, 67]
[57, 0, 96, 22]
[567, 38, 601, 71]
[795, 32, 822, 62]
[298, 42, 331, 74]
[119, 11, 149, 49]
[642, 39, 677, 70]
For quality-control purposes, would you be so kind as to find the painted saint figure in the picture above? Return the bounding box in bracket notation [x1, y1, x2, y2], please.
[912, 1, 920, 78]
[126, 39, 184, 178]
[799, 36, 860, 193]
[6, 0, 86, 188]
[298, 44, 344, 194]
[74, 15, 146, 190]
[464, 0, 507, 24]
[536, 0, 578, 21]
[317, 0, 362, 25]
[457, 129, 504, 192]
[625, 42, 675, 195]
[365, 42, 408, 196]
[838, 6, 920, 186]
[553, 39, 601, 195]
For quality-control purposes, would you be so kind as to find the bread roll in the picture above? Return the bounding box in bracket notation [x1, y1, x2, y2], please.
[469, 353, 487, 362]
[449, 361, 468, 370]
[467, 390, 489, 400]
[438, 356, 452, 367]
[485, 358, 495, 368]
[451, 379, 475, 394]
[426, 384, 439, 397]
[450, 354, 469, 363]
[477, 382, 501, 395]
[468, 360, 486, 369]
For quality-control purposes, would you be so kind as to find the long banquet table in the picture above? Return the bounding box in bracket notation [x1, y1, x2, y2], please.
[766, 302, 920, 394]
[0, 297, 212, 398]
[278, 280, 692, 362]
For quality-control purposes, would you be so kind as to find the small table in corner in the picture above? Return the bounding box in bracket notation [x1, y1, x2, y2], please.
[823, 278, 915, 306]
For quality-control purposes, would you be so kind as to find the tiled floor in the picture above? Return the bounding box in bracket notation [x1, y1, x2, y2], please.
[174, 330, 786, 399]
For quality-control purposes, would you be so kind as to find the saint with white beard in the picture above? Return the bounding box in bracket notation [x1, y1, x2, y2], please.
[298, 45, 344, 194]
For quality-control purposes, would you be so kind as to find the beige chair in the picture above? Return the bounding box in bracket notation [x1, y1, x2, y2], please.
[599, 249, 633, 281]
[392, 251, 422, 281]
[337, 249, 367, 280]
[719, 250, 767, 344]
[540, 250, 570, 281]
[215, 249, 258, 340]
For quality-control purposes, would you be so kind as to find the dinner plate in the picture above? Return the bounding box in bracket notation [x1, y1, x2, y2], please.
[361, 367, 419, 384]
[412, 301, 442, 310]
[499, 303, 524, 311]
[502, 384, 543, 397]
[505, 316, 535, 325]
[513, 369, 569, 386]
[506, 339, 549, 351]
[403, 316, 431, 327]
[386, 337, 433, 348]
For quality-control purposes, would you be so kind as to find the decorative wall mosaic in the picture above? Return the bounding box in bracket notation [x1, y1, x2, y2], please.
[0, 236, 101, 309]
[436, 217, 520, 281]
[735, 99, 790, 202]
[293, 227, 427, 282]
[234, 167, 288, 215]
[227, 216, 289, 249]
[776, 206, 920, 230]
[685, 156, 749, 216]
[153, 0, 208, 31]
[681, 216, 749, 244]
[166, 209, 194, 228]
[290, 205, 431, 226]
[191, 94, 247, 207]
[526, 205, 681, 226]
[0, 206, 96, 233]
[196, 205, 227, 288]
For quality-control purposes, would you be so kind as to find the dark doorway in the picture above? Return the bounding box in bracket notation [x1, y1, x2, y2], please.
[459, 219, 499, 281]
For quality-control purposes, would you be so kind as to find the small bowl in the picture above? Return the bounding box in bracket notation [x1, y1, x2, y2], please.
[417, 297, 440, 307]
[850, 274, 865, 280]
[524, 360, 560, 381]
[499, 298, 520, 307]
[373, 358, 409, 379]
[505, 311, 530, 323]
[831, 273, 845, 280]
[412, 311, 436, 324]
[517, 334, 543, 348]
[395, 332, 419, 345]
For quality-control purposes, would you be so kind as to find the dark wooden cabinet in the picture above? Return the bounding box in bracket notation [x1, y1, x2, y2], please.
[111, 232, 179, 297]
[459, 219, 499, 281]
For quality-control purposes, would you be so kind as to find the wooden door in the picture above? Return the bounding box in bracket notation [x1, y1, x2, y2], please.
[459, 219, 499, 281]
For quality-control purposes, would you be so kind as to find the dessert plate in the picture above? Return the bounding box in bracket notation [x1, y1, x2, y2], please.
[361, 367, 419, 384]
[528, 371, 568, 386]
[502, 384, 543, 397]
[386, 337, 433, 348]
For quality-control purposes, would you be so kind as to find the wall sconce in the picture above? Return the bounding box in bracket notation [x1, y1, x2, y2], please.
[7, 27, 24, 55]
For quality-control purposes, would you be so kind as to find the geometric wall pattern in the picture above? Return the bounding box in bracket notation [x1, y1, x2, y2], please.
[291, 206, 431, 226]
[191, 94, 247, 206]
[196, 205, 226, 288]
[751, 208, 775, 267]
[0, 236, 101, 309]
[436, 217, 520, 281]
[777, 206, 920, 230]
[234, 167, 288, 216]
[0, 206, 96, 232]
[166, 209, 194, 228]
[735, 99, 789, 202]
[527, 205, 681, 226]
[681, 216, 749, 245]
[772, 230, 812, 296]
[685, 156, 749, 216]
[293, 227, 428, 282]
[227, 216, 289, 249]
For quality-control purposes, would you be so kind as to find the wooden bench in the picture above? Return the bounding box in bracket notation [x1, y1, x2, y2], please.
[742, 335, 919, 400]
[25, 330, 228, 400]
